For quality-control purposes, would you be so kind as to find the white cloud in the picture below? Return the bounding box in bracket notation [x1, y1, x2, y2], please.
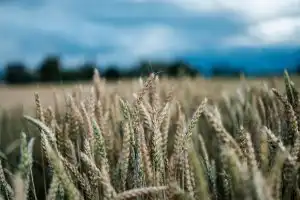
[0, 5, 120, 48]
[170, 0, 300, 22]
[96, 25, 189, 66]
[248, 17, 300, 43]
[119, 26, 187, 57]
[0, 0, 191, 67]
[223, 16, 300, 47]
[126, 0, 300, 49]
[168, 0, 300, 48]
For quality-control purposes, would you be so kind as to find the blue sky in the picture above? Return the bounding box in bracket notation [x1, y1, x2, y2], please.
[1, 0, 300, 74]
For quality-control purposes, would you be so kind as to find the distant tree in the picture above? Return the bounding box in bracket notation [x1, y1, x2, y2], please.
[137, 60, 170, 77]
[136, 60, 152, 77]
[79, 62, 97, 80]
[211, 63, 241, 77]
[60, 70, 80, 82]
[167, 61, 199, 78]
[297, 64, 300, 74]
[167, 61, 182, 77]
[4, 61, 35, 84]
[183, 64, 199, 78]
[38, 55, 61, 82]
[103, 66, 120, 81]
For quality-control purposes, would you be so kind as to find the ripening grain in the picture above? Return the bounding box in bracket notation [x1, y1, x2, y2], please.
[0, 71, 300, 200]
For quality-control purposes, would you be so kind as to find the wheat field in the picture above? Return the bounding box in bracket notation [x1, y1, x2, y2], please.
[0, 70, 300, 200]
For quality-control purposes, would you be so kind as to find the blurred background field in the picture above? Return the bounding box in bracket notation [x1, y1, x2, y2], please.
[0, 75, 297, 110]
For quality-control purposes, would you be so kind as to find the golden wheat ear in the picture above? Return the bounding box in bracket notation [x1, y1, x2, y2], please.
[23, 115, 57, 149]
[0, 160, 14, 200]
[283, 70, 296, 106]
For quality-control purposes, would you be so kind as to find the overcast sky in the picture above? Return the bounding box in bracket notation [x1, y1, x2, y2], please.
[0, 0, 300, 71]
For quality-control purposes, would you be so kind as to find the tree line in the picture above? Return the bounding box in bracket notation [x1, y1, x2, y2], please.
[2, 55, 204, 85]
[2, 54, 283, 85]
[3, 55, 206, 84]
